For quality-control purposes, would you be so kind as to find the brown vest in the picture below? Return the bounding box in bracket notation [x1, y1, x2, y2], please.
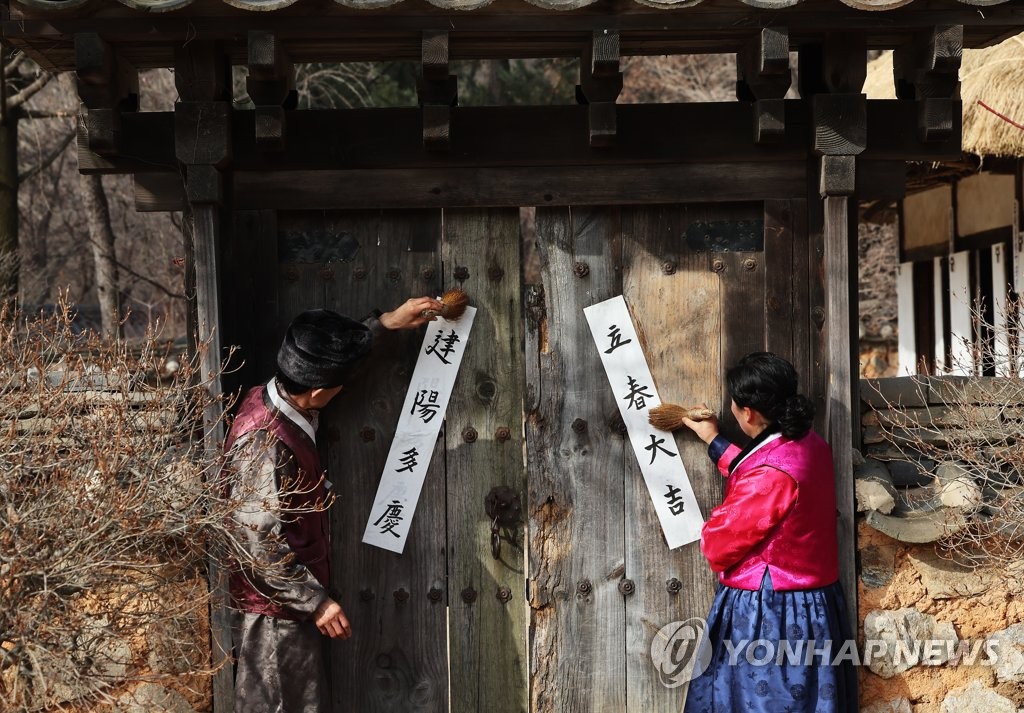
[224, 385, 330, 619]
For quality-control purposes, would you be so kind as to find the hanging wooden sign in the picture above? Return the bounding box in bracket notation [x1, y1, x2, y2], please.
[584, 295, 703, 549]
[363, 307, 477, 553]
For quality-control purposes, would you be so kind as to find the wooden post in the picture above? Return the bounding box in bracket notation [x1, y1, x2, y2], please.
[577, 30, 622, 147]
[802, 34, 866, 636]
[174, 40, 234, 713]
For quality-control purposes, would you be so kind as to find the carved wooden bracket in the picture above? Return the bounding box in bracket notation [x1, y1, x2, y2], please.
[577, 29, 622, 148]
[417, 31, 457, 151]
[174, 42, 232, 204]
[737, 27, 790, 145]
[894, 25, 963, 143]
[247, 31, 295, 152]
[74, 33, 139, 157]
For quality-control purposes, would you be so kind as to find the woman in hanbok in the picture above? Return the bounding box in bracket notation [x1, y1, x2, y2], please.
[669, 352, 857, 713]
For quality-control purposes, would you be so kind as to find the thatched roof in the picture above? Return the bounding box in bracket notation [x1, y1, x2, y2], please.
[864, 33, 1024, 158]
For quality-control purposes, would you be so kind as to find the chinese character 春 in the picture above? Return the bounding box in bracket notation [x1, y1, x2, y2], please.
[623, 375, 654, 410]
[644, 434, 677, 464]
[395, 447, 420, 473]
[603, 324, 633, 354]
[373, 499, 405, 537]
[664, 484, 685, 515]
[411, 389, 441, 423]
[425, 329, 461, 365]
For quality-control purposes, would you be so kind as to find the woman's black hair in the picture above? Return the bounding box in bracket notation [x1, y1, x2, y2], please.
[275, 369, 315, 396]
[726, 352, 815, 439]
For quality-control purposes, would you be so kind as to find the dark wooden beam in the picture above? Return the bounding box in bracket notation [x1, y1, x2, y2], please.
[78, 100, 962, 176]
[5, 0, 1022, 71]
[134, 159, 902, 212]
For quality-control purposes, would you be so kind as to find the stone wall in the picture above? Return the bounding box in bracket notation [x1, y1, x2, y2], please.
[857, 376, 1024, 713]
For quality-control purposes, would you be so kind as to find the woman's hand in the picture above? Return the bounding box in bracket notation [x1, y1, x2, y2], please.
[680, 404, 720, 444]
[380, 296, 444, 330]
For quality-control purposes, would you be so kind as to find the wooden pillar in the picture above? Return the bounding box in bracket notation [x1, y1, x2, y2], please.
[174, 40, 234, 713]
[800, 33, 866, 636]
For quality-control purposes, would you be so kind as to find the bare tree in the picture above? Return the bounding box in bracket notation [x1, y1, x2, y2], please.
[82, 174, 122, 339]
[0, 299, 327, 711]
[0, 46, 55, 299]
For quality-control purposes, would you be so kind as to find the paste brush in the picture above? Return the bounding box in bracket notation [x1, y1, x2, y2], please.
[420, 288, 470, 321]
[648, 403, 716, 431]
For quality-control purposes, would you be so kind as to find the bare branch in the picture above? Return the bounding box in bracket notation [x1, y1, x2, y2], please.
[5, 71, 53, 112]
[17, 129, 74, 183]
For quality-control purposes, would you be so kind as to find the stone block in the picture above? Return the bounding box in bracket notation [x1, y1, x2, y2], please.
[940, 680, 1016, 713]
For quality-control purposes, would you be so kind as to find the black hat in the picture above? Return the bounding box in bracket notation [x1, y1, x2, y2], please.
[276, 309, 372, 390]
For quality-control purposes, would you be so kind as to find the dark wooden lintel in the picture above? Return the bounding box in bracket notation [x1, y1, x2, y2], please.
[134, 159, 902, 212]
[81, 101, 961, 176]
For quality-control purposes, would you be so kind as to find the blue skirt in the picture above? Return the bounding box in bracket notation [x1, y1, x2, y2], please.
[683, 570, 858, 713]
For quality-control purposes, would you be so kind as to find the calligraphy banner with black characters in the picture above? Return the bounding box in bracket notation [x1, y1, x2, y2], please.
[363, 307, 478, 553]
[584, 296, 703, 549]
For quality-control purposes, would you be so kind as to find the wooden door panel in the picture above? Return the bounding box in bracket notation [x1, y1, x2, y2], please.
[444, 208, 529, 713]
[527, 207, 627, 713]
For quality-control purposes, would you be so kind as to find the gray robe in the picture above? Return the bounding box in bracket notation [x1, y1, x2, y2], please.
[225, 399, 329, 713]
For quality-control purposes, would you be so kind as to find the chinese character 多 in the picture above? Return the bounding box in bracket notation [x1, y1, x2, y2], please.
[622, 375, 654, 411]
[395, 447, 420, 473]
[411, 389, 441, 423]
[603, 324, 633, 355]
[664, 484, 685, 515]
[425, 329, 462, 365]
[644, 434, 677, 464]
[373, 499, 405, 538]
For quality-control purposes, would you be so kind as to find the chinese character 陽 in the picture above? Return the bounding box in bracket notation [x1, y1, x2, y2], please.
[623, 375, 654, 411]
[395, 447, 420, 473]
[644, 434, 677, 464]
[411, 389, 441, 423]
[664, 484, 684, 515]
[425, 329, 462, 365]
[603, 324, 633, 355]
[373, 499, 405, 537]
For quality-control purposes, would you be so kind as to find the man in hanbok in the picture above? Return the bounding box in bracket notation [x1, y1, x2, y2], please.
[222, 297, 440, 713]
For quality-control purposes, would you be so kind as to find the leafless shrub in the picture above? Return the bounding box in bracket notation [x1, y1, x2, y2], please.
[0, 298, 325, 711]
[868, 294, 1024, 576]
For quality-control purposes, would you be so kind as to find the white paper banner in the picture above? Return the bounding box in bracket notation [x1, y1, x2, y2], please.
[363, 307, 477, 553]
[584, 296, 703, 549]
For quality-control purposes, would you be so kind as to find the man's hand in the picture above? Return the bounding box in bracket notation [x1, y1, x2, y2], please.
[313, 598, 352, 640]
[379, 296, 444, 330]
[680, 404, 720, 444]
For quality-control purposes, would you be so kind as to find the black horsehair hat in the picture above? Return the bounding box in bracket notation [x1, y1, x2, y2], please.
[276, 309, 372, 390]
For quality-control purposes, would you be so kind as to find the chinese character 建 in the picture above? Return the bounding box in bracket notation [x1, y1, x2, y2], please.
[425, 329, 461, 365]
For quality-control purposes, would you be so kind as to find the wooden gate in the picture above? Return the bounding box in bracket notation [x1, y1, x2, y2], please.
[225, 199, 823, 713]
